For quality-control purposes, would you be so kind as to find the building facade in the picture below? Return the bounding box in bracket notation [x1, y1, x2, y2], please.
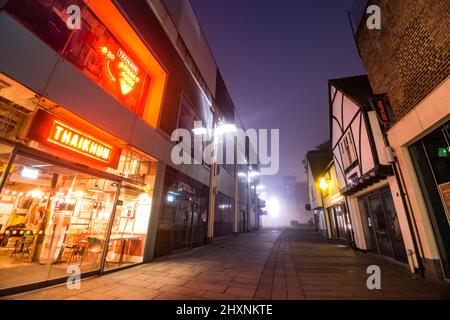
[355, 0, 450, 280]
[329, 75, 409, 265]
[305, 150, 332, 237]
[0, 0, 258, 295]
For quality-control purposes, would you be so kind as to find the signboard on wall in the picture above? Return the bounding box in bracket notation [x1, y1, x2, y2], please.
[27, 110, 120, 168]
[371, 94, 394, 124]
[438, 182, 450, 225]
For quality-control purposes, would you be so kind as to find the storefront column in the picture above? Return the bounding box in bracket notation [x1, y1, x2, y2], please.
[233, 137, 239, 234]
[143, 162, 166, 262]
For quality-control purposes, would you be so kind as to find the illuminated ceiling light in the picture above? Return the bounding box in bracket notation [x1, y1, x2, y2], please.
[238, 172, 247, 177]
[74, 190, 85, 198]
[31, 189, 43, 198]
[319, 177, 329, 191]
[138, 193, 152, 205]
[21, 167, 39, 180]
[167, 194, 175, 203]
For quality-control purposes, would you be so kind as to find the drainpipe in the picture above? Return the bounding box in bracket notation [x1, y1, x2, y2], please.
[382, 128, 425, 276]
[390, 155, 425, 276]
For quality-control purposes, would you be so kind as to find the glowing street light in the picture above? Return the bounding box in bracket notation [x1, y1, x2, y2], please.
[319, 177, 329, 191]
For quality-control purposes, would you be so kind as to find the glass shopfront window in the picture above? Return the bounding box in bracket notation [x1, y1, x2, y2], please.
[103, 182, 152, 270]
[410, 121, 450, 278]
[154, 167, 208, 258]
[0, 152, 116, 290]
[214, 193, 234, 238]
[0, 144, 158, 291]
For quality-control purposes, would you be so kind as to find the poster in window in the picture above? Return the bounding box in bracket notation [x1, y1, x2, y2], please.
[438, 182, 450, 225]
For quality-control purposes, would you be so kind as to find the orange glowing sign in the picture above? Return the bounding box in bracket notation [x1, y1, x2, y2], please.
[100, 46, 141, 95]
[47, 121, 113, 164]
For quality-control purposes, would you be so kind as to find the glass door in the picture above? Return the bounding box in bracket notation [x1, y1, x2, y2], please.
[368, 194, 395, 258]
[358, 198, 379, 254]
[104, 182, 153, 270]
[380, 189, 407, 263]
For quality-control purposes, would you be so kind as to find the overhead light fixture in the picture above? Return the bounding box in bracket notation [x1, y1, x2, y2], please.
[21, 167, 39, 180]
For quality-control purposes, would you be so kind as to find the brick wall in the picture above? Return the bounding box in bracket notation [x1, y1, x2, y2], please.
[355, 0, 450, 123]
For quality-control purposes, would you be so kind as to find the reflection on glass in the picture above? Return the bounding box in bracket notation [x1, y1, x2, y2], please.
[0, 154, 117, 289]
[104, 183, 152, 270]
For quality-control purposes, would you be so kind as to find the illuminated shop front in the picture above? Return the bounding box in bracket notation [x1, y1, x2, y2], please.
[3, 0, 167, 128]
[0, 106, 158, 294]
[317, 165, 354, 244]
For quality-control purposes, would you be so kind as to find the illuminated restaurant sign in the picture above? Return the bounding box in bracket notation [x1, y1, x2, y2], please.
[47, 121, 112, 163]
[100, 46, 141, 96]
[27, 110, 119, 168]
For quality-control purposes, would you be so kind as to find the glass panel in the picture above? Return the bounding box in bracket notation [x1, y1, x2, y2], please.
[358, 198, 378, 254]
[4, 0, 82, 53]
[62, 7, 150, 117]
[421, 123, 450, 185]
[214, 193, 233, 237]
[410, 127, 450, 278]
[368, 195, 394, 258]
[104, 182, 152, 270]
[154, 169, 208, 257]
[0, 154, 117, 289]
[380, 190, 407, 263]
[5, 0, 151, 118]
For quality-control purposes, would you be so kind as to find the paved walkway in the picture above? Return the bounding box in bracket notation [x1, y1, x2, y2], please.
[4, 227, 450, 300]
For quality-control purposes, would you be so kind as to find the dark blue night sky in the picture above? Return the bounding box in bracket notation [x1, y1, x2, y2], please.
[190, 0, 366, 189]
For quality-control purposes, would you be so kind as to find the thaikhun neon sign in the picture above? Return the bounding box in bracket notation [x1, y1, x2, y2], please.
[100, 46, 141, 95]
[47, 120, 113, 164]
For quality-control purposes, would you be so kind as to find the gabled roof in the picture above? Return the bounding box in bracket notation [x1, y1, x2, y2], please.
[306, 150, 332, 180]
[328, 74, 373, 107]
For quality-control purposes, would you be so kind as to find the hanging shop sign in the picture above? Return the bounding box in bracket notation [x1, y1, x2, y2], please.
[371, 94, 394, 124]
[27, 110, 120, 168]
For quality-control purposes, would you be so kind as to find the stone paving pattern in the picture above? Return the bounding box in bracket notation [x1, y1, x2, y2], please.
[4, 227, 450, 300]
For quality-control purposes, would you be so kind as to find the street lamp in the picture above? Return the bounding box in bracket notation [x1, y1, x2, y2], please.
[319, 177, 329, 191]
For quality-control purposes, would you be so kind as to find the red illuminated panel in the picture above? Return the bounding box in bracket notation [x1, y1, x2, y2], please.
[27, 110, 120, 169]
[100, 46, 142, 96]
[47, 120, 113, 164]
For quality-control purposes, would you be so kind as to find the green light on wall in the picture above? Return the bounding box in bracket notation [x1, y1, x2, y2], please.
[438, 147, 449, 158]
